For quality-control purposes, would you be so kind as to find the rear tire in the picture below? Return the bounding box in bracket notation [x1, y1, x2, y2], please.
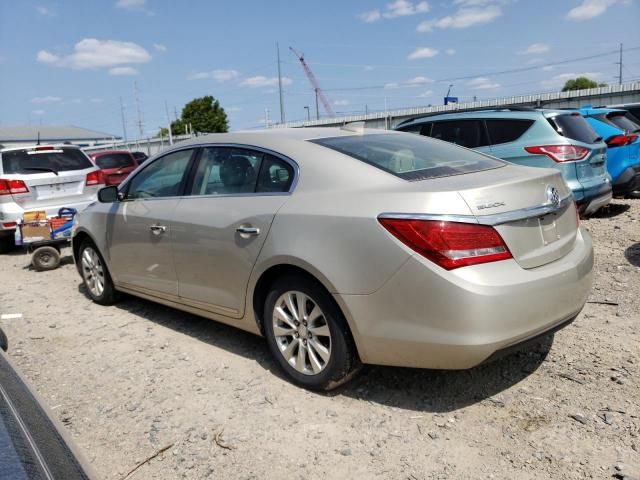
[263, 274, 360, 391]
[78, 240, 117, 305]
[32, 246, 60, 271]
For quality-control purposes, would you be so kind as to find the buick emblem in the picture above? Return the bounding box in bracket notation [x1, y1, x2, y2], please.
[546, 186, 560, 207]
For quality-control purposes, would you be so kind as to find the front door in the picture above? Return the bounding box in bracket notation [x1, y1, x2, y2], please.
[172, 146, 295, 317]
[107, 148, 196, 296]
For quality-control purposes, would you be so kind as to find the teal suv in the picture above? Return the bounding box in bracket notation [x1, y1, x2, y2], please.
[396, 108, 612, 215]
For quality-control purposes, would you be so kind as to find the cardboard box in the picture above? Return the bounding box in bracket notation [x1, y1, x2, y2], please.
[21, 222, 50, 243]
[23, 211, 47, 222]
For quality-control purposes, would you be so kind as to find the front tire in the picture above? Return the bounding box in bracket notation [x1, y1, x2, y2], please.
[264, 275, 360, 390]
[78, 240, 117, 305]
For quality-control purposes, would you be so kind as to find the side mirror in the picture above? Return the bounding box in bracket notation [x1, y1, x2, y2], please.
[98, 185, 119, 203]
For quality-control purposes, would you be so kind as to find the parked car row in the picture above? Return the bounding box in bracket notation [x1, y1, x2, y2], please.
[395, 103, 640, 213]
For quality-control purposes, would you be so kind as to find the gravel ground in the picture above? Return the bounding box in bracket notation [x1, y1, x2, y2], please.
[0, 199, 639, 480]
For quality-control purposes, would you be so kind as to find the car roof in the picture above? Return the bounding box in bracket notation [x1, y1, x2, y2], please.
[396, 108, 579, 128]
[0, 144, 81, 153]
[574, 106, 627, 115]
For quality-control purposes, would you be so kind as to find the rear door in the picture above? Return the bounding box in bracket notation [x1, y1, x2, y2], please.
[429, 120, 492, 156]
[107, 148, 196, 296]
[172, 146, 295, 317]
[0, 147, 98, 210]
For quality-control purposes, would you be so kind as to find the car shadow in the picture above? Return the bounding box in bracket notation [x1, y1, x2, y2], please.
[77, 283, 552, 412]
[624, 242, 640, 267]
[588, 202, 630, 219]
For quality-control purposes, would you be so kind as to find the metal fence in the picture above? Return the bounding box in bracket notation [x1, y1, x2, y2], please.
[82, 134, 192, 157]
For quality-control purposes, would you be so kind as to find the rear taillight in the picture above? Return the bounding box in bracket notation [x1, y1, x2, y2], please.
[2, 222, 17, 229]
[0, 179, 29, 196]
[85, 170, 104, 186]
[379, 218, 512, 270]
[524, 145, 590, 162]
[605, 134, 638, 147]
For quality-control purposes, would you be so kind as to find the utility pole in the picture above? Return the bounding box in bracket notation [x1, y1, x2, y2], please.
[164, 100, 174, 145]
[617, 43, 623, 85]
[277, 43, 285, 124]
[264, 108, 270, 128]
[304, 106, 310, 121]
[119, 96, 128, 143]
[314, 89, 320, 120]
[134, 81, 144, 138]
[174, 106, 179, 121]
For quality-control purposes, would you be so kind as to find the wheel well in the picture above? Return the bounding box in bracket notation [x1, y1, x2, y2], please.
[72, 232, 91, 263]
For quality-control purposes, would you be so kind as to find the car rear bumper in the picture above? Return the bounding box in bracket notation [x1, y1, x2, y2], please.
[0, 198, 96, 231]
[576, 182, 612, 215]
[337, 228, 593, 369]
[612, 165, 640, 196]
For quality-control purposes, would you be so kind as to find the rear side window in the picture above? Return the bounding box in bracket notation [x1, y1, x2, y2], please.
[548, 114, 600, 144]
[310, 133, 504, 182]
[93, 153, 135, 169]
[486, 119, 534, 145]
[1, 148, 93, 175]
[429, 120, 489, 148]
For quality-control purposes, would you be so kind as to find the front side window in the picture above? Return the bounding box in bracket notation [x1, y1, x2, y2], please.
[310, 133, 504, 181]
[429, 120, 489, 148]
[126, 149, 193, 199]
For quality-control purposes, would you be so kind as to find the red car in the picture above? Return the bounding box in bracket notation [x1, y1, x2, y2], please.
[88, 150, 139, 186]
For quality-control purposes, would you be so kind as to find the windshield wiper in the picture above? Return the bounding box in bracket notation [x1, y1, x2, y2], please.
[21, 167, 59, 176]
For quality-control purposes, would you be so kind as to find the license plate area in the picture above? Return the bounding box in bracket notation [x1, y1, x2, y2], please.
[36, 182, 81, 199]
[539, 214, 560, 246]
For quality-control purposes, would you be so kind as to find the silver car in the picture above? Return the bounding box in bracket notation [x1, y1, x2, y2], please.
[72, 128, 593, 390]
[0, 144, 103, 251]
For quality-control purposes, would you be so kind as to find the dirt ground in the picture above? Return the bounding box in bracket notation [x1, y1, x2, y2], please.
[1, 199, 639, 480]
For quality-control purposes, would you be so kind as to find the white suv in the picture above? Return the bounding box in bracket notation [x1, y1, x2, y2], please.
[0, 144, 104, 251]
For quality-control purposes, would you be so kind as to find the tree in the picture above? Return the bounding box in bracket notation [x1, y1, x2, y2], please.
[170, 95, 228, 135]
[561, 77, 607, 92]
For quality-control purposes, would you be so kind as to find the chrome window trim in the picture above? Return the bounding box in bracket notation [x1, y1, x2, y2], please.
[379, 193, 573, 226]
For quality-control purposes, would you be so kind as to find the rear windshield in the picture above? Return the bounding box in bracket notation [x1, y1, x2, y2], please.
[1, 148, 93, 175]
[310, 133, 505, 181]
[604, 112, 640, 133]
[548, 113, 601, 144]
[94, 153, 135, 169]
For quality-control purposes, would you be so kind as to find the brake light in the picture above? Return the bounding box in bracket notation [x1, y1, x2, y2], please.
[524, 145, 590, 162]
[85, 170, 104, 186]
[379, 218, 512, 270]
[0, 179, 29, 196]
[605, 134, 638, 147]
[2, 222, 17, 229]
[34, 146, 55, 151]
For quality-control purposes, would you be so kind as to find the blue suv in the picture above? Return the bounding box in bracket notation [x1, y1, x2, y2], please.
[395, 108, 612, 215]
[573, 106, 640, 197]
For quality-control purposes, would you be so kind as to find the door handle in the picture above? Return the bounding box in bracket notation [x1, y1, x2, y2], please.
[236, 226, 260, 236]
[149, 225, 167, 235]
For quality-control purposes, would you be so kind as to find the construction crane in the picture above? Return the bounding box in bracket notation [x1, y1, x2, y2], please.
[289, 47, 335, 119]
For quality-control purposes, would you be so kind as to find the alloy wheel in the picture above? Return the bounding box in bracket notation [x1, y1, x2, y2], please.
[81, 246, 105, 297]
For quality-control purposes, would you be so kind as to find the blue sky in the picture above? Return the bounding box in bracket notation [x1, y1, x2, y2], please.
[1, 0, 639, 137]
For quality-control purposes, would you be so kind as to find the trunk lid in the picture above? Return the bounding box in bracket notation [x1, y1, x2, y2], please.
[454, 165, 577, 269]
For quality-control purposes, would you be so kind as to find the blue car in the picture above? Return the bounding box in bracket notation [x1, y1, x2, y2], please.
[574, 106, 640, 197]
[395, 108, 612, 215]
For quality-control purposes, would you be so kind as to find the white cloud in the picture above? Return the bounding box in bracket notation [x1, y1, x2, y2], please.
[31, 96, 62, 104]
[358, 10, 382, 22]
[541, 72, 602, 89]
[445, 48, 456, 55]
[71, 98, 83, 104]
[542, 65, 554, 72]
[407, 76, 433, 85]
[358, 0, 429, 22]
[188, 69, 240, 82]
[240, 76, 292, 88]
[226, 106, 242, 112]
[116, 0, 145, 9]
[467, 77, 501, 89]
[109, 66, 139, 75]
[384, 82, 400, 89]
[36, 39, 151, 71]
[519, 43, 550, 55]
[36, 6, 56, 16]
[90, 98, 103, 103]
[32, 110, 45, 116]
[153, 43, 167, 52]
[418, 90, 434, 97]
[334, 99, 350, 106]
[408, 47, 439, 60]
[566, 0, 619, 21]
[417, 4, 501, 32]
